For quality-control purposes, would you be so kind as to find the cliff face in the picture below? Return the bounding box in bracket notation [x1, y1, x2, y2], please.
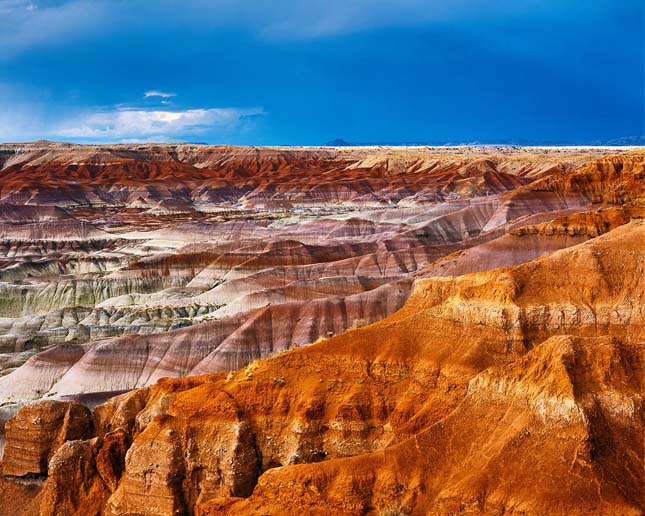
[206, 336, 643, 516]
[2, 401, 93, 477]
[0, 146, 643, 515]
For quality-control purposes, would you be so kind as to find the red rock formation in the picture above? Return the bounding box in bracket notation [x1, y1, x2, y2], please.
[0, 476, 41, 516]
[203, 335, 643, 516]
[0, 142, 615, 208]
[2, 401, 93, 477]
[418, 206, 645, 278]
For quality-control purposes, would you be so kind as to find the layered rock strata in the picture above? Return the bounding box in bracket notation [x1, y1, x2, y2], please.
[2, 210, 644, 515]
[0, 146, 643, 515]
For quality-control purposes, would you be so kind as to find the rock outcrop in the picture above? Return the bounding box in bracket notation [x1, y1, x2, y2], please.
[2, 400, 93, 477]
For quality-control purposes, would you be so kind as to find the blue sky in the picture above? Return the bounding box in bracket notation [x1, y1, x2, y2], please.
[0, 0, 642, 144]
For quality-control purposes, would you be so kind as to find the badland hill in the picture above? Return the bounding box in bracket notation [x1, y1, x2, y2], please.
[0, 143, 643, 515]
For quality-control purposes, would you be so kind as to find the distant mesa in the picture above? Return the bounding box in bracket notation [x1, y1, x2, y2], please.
[591, 135, 645, 146]
[324, 138, 354, 146]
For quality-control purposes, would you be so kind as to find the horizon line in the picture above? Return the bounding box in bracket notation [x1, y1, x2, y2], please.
[0, 140, 644, 150]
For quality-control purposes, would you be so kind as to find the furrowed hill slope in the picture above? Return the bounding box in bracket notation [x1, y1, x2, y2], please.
[1, 147, 628, 405]
[4, 216, 643, 516]
[0, 146, 642, 516]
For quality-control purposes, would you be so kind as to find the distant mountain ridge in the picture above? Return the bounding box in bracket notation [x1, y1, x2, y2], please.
[325, 135, 645, 147]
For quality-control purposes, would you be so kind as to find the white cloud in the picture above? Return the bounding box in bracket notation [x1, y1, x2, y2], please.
[54, 107, 265, 141]
[0, 79, 264, 142]
[0, 81, 264, 142]
[144, 90, 177, 99]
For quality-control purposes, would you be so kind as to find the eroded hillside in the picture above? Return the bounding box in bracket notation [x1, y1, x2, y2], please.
[0, 143, 642, 515]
